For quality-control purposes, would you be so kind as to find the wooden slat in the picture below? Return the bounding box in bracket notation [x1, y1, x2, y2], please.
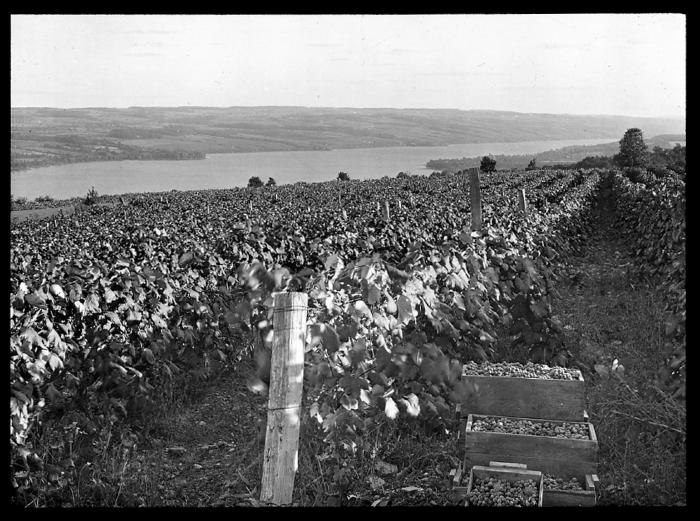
[464, 414, 598, 479]
[467, 453, 597, 480]
[542, 474, 597, 507]
[461, 374, 586, 421]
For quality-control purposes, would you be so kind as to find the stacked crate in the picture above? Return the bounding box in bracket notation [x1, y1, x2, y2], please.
[457, 363, 599, 507]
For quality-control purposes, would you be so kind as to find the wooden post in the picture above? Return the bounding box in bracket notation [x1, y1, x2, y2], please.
[249, 200, 253, 212]
[410, 194, 414, 207]
[383, 201, 390, 221]
[398, 200, 402, 210]
[376, 201, 380, 211]
[518, 188, 528, 215]
[342, 209, 347, 220]
[260, 292, 308, 505]
[470, 168, 482, 231]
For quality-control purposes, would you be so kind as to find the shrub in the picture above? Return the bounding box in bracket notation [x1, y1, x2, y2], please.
[85, 186, 99, 205]
[480, 156, 496, 173]
[337, 171, 350, 182]
[248, 176, 264, 188]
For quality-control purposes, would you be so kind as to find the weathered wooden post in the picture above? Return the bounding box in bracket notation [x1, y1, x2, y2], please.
[376, 201, 380, 211]
[249, 200, 253, 212]
[518, 188, 528, 215]
[469, 167, 482, 231]
[410, 194, 414, 208]
[342, 209, 347, 220]
[383, 201, 390, 221]
[260, 292, 308, 505]
[398, 200, 402, 210]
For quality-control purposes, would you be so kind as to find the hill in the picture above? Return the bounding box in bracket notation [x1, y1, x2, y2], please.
[11, 106, 685, 171]
[426, 133, 686, 172]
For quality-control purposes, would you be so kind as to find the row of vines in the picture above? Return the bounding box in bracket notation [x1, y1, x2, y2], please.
[608, 170, 686, 400]
[11, 168, 603, 502]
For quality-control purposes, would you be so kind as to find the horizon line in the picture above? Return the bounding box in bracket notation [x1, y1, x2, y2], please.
[9, 105, 686, 120]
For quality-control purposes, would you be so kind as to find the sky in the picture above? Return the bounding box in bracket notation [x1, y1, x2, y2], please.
[10, 14, 686, 118]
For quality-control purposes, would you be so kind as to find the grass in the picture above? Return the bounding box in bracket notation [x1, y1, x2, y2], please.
[553, 202, 686, 505]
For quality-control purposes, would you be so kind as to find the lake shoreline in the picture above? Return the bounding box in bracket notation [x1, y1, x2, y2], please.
[10, 138, 616, 200]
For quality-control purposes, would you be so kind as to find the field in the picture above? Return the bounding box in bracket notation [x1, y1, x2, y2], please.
[10, 167, 685, 506]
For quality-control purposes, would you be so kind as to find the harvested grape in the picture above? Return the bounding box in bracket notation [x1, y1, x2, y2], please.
[462, 361, 581, 380]
[471, 416, 590, 439]
[467, 477, 540, 507]
[543, 475, 584, 491]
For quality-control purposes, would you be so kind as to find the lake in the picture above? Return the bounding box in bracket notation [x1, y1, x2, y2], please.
[10, 138, 614, 200]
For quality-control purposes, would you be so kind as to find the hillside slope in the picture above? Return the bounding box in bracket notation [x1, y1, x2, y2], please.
[11, 106, 685, 171]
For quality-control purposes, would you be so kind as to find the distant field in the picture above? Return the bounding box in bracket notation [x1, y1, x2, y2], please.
[11, 106, 685, 172]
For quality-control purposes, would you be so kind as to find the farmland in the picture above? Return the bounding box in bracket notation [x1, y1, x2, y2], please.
[10, 166, 685, 506]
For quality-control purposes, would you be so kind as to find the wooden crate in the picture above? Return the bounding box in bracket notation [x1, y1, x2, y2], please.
[460, 370, 586, 421]
[542, 474, 599, 507]
[464, 414, 598, 479]
[466, 462, 543, 507]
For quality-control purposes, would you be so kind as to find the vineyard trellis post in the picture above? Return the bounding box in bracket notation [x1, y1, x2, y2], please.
[469, 167, 482, 231]
[260, 292, 308, 505]
[383, 201, 390, 221]
[518, 188, 528, 215]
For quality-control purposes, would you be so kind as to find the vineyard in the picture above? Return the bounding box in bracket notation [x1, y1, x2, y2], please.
[10, 166, 685, 506]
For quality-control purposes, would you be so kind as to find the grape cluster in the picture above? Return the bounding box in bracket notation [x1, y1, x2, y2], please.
[543, 475, 584, 491]
[467, 477, 539, 507]
[471, 416, 590, 439]
[462, 361, 581, 380]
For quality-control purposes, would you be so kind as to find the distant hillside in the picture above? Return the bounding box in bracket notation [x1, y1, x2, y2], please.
[11, 106, 685, 172]
[426, 133, 686, 172]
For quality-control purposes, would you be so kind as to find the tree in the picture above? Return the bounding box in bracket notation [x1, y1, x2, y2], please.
[526, 158, 537, 170]
[480, 156, 496, 173]
[614, 128, 649, 168]
[248, 176, 264, 188]
[85, 186, 99, 205]
[337, 171, 350, 182]
[397, 171, 410, 179]
[266, 177, 277, 187]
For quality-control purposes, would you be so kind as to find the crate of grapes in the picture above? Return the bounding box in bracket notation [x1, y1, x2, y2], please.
[542, 473, 599, 507]
[461, 362, 586, 422]
[465, 462, 543, 507]
[464, 414, 598, 479]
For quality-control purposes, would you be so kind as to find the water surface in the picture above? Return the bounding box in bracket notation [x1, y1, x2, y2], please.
[11, 138, 614, 200]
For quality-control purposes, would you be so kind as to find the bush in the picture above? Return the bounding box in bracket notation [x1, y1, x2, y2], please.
[85, 186, 99, 205]
[480, 156, 496, 173]
[266, 177, 277, 187]
[337, 171, 350, 182]
[248, 176, 264, 188]
[622, 167, 649, 184]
